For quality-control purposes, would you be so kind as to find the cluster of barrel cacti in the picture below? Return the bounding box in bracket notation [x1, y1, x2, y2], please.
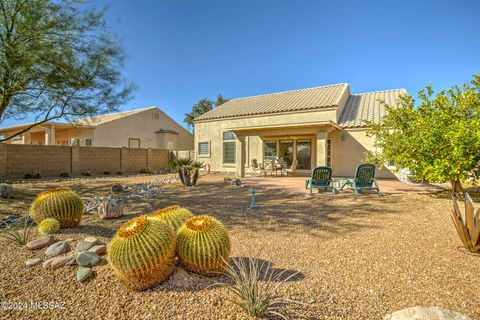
[30, 188, 84, 228]
[107, 205, 231, 291]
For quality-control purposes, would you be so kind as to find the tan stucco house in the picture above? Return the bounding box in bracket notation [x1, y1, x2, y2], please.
[193, 83, 405, 178]
[0, 107, 194, 150]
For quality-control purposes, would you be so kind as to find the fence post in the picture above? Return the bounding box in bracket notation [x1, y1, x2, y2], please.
[71, 146, 80, 175]
[146, 148, 153, 169]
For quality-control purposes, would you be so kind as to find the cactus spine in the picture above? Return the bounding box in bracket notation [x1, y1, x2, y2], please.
[151, 205, 194, 231]
[30, 188, 84, 228]
[108, 215, 177, 291]
[38, 218, 60, 235]
[176, 215, 231, 275]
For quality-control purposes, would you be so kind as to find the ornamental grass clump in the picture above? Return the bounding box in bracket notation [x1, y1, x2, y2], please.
[108, 215, 177, 291]
[38, 218, 60, 236]
[214, 256, 305, 319]
[30, 188, 83, 228]
[0, 215, 33, 246]
[451, 192, 480, 253]
[176, 215, 230, 275]
[151, 205, 194, 231]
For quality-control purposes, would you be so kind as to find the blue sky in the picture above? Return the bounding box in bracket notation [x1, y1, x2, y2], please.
[4, 0, 480, 128]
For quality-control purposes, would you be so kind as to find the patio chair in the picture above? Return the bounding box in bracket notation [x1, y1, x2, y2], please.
[284, 160, 298, 176]
[340, 163, 382, 197]
[305, 166, 335, 194]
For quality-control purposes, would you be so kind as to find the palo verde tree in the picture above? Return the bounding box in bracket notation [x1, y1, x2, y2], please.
[366, 74, 480, 194]
[0, 0, 134, 142]
[184, 94, 229, 132]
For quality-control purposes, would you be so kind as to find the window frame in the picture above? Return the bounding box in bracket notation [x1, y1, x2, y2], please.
[197, 141, 210, 157]
[70, 138, 80, 146]
[128, 138, 141, 148]
[326, 139, 332, 167]
[222, 132, 236, 165]
[85, 137, 93, 147]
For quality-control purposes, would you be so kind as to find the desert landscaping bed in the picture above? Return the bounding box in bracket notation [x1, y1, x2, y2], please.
[0, 174, 479, 319]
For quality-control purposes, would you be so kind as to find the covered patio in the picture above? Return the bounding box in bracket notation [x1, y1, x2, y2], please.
[228, 121, 342, 177]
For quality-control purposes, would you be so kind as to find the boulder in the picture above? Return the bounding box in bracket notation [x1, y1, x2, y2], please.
[111, 184, 123, 193]
[25, 235, 55, 250]
[97, 197, 124, 219]
[384, 306, 471, 320]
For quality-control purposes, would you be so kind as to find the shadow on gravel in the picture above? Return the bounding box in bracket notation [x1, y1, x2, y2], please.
[230, 256, 305, 282]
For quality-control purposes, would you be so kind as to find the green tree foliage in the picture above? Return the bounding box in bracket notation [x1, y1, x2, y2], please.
[184, 94, 229, 132]
[0, 0, 134, 142]
[366, 74, 480, 193]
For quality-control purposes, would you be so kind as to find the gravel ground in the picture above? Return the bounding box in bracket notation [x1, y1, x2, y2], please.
[0, 174, 479, 319]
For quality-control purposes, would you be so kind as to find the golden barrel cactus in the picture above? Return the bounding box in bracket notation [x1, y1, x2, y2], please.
[177, 215, 231, 275]
[30, 188, 84, 228]
[151, 205, 194, 231]
[108, 215, 177, 291]
[38, 218, 60, 235]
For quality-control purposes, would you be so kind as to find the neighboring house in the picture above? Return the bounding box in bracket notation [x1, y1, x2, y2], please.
[0, 107, 194, 150]
[193, 83, 406, 178]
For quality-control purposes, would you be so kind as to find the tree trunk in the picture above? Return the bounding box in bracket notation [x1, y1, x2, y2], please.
[183, 167, 192, 186]
[450, 180, 465, 196]
[192, 168, 199, 186]
[178, 168, 186, 187]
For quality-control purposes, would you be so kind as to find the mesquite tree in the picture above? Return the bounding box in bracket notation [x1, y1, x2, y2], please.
[0, 0, 134, 142]
[366, 74, 480, 194]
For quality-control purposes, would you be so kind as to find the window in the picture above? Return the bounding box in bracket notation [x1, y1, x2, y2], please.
[326, 139, 332, 167]
[70, 138, 80, 146]
[198, 142, 209, 156]
[264, 141, 277, 161]
[85, 138, 93, 146]
[223, 132, 236, 164]
[128, 138, 141, 148]
[296, 140, 311, 170]
[387, 160, 395, 167]
[153, 113, 160, 119]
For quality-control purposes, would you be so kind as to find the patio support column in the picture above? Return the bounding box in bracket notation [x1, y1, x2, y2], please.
[316, 131, 327, 167]
[235, 135, 246, 177]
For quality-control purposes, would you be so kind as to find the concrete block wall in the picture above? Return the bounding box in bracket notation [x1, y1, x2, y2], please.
[0, 144, 169, 178]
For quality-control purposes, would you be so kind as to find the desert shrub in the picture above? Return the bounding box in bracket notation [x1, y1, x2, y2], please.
[103, 171, 111, 175]
[139, 168, 151, 174]
[214, 256, 304, 319]
[59, 172, 70, 178]
[176, 215, 230, 275]
[108, 215, 176, 291]
[30, 188, 84, 228]
[0, 215, 34, 245]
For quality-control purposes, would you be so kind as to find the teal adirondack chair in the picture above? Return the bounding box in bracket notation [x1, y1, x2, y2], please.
[340, 163, 382, 197]
[305, 166, 335, 194]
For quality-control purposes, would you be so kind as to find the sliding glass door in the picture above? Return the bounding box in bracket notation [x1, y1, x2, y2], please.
[279, 140, 293, 167]
[296, 140, 311, 170]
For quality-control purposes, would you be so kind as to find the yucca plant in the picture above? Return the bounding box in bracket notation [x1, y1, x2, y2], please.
[451, 192, 480, 253]
[0, 215, 34, 245]
[213, 256, 305, 319]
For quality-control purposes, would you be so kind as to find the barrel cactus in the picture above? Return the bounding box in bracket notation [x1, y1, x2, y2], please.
[151, 205, 194, 231]
[30, 188, 84, 228]
[108, 215, 177, 291]
[38, 218, 60, 236]
[177, 215, 231, 275]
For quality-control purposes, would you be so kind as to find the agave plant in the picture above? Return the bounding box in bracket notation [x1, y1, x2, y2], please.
[451, 192, 480, 253]
[213, 256, 305, 319]
[169, 158, 204, 187]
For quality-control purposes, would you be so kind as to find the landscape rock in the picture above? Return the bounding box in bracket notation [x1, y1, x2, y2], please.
[76, 241, 94, 253]
[50, 256, 73, 270]
[26, 258, 42, 267]
[0, 184, 13, 198]
[88, 244, 107, 255]
[168, 267, 204, 290]
[42, 257, 56, 269]
[77, 267, 93, 282]
[66, 257, 77, 266]
[76, 251, 100, 267]
[45, 241, 69, 257]
[84, 237, 99, 244]
[98, 197, 124, 219]
[384, 306, 471, 320]
[232, 179, 241, 186]
[111, 184, 123, 192]
[25, 235, 55, 250]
